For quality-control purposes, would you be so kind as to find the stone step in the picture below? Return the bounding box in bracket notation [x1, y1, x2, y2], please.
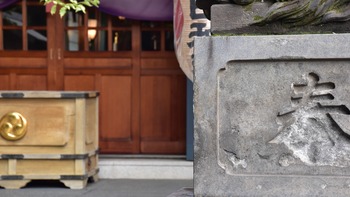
[98, 156, 193, 180]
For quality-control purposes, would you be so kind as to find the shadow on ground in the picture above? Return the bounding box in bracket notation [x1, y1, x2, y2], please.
[0, 179, 193, 197]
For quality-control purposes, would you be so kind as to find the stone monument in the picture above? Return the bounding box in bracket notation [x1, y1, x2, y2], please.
[193, 0, 350, 196]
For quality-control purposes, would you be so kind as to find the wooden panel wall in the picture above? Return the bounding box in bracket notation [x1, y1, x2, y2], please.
[100, 76, 132, 141]
[139, 55, 186, 154]
[0, 6, 187, 154]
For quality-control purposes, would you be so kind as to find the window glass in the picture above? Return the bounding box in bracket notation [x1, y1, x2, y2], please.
[27, 30, 47, 50]
[142, 31, 160, 51]
[87, 9, 96, 20]
[141, 21, 161, 28]
[87, 19, 98, 51]
[89, 29, 108, 51]
[27, 5, 46, 26]
[99, 13, 108, 27]
[165, 31, 174, 51]
[113, 31, 132, 51]
[2, 5, 22, 26]
[112, 16, 132, 27]
[65, 10, 84, 27]
[66, 30, 81, 51]
[4, 30, 23, 50]
[97, 30, 107, 51]
[164, 22, 173, 29]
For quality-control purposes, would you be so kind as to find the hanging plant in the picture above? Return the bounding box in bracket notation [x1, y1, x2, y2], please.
[40, 0, 100, 17]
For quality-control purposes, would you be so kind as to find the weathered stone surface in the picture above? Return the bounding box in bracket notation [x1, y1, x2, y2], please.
[167, 187, 194, 197]
[194, 34, 350, 196]
[211, 4, 350, 35]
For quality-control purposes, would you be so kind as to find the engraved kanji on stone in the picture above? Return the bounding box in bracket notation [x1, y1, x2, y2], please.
[270, 72, 350, 167]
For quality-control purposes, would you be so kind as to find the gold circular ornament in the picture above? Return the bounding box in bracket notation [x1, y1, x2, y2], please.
[0, 112, 27, 141]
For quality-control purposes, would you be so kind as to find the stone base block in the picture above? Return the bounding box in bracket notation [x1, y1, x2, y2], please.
[194, 34, 350, 196]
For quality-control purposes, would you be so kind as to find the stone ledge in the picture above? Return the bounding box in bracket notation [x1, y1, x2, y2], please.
[98, 158, 193, 180]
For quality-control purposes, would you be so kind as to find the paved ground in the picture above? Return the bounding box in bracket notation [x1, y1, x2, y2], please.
[0, 179, 193, 197]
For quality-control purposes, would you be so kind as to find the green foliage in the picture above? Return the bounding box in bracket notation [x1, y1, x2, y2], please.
[40, 0, 100, 17]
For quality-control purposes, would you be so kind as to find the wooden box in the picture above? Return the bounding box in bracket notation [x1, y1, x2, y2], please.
[0, 91, 99, 189]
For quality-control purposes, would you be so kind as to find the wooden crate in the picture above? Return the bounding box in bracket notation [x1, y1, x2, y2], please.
[0, 91, 99, 189]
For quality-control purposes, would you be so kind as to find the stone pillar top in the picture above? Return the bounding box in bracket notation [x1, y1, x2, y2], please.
[196, 0, 350, 34]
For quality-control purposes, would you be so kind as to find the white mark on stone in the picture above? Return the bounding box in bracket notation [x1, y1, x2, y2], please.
[321, 184, 327, 189]
[278, 154, 295, 167]
[256, 185, 262, 190]
[229, 156, 247, 169]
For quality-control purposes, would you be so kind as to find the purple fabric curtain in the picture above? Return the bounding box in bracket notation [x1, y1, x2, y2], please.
[99, 0, 173, 21]
[0, 0, 173, 21]
[0, 0, 18, 9]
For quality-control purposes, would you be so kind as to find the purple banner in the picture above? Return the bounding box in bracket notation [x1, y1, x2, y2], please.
[0, 0, 18, 9]
[0, 0, 173, 21]
[99, 0, 173, 21]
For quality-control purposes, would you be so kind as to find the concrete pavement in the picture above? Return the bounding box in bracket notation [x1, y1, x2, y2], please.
[0, 179, 193, 197]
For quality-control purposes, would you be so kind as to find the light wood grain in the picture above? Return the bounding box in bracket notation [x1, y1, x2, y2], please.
[0, 94, 99, 189]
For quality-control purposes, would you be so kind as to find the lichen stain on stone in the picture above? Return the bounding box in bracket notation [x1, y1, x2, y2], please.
[270, 72, 350, 167]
